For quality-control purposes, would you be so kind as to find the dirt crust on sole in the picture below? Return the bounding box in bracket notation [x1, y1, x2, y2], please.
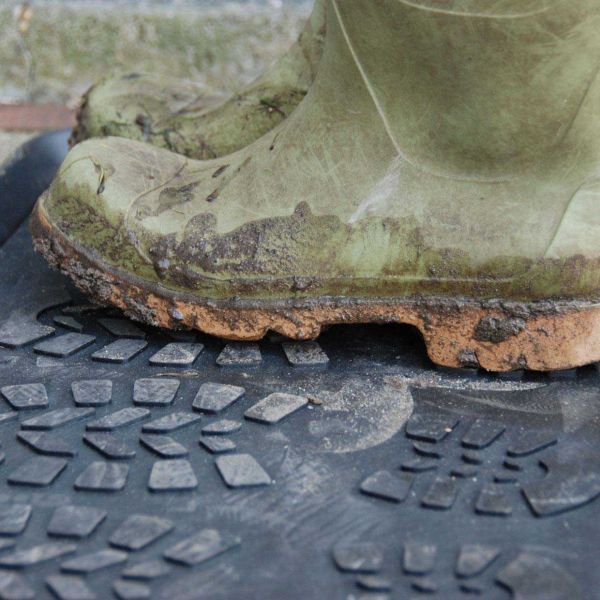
[30, 197, 600, 373]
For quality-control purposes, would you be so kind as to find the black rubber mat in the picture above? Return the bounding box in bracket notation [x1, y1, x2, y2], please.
[0, 134, 599, 599]
[0, 130, 69, 247]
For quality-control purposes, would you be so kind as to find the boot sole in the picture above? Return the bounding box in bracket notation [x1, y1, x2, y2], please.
[31, 195, 600, 373]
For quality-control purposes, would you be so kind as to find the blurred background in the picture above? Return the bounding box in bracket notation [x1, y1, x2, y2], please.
[0, 0, 309, 161]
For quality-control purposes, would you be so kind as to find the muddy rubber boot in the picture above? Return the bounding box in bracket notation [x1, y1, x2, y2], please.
[70, 1, 326, 159]
[33, 0, 600, 372]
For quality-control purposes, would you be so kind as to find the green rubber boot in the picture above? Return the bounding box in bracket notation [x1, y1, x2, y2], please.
[33, 0, 600, 372]
[70, 1, 326, 159]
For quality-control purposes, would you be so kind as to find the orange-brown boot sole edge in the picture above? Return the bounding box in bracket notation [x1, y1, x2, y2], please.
[30, 197, 600, 373]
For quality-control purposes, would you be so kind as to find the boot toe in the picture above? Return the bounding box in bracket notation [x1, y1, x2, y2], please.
[42, 137, 188, 273]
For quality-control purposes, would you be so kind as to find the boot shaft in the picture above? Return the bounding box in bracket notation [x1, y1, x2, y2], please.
[322, 0, 600, 176]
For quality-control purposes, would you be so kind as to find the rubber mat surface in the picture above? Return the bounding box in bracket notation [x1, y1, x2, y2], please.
[0, 136, 598, 599]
